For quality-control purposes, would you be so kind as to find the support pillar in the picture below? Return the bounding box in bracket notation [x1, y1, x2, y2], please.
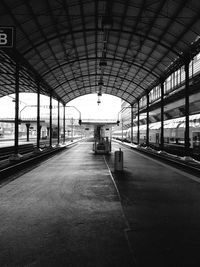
[47, 127, 50, 137]
[37, 82, 40, 149]
[57, 101, 60, 145]
[49, 93, 52, 147]
[63, 104, 66, 143]
[121, 119, 123, 141]
[184, 59, 190, 156]
[146, 93, 149, 147]
[131, 104, 133, 143]
[160, 81, 164, 150]
[10, 61, 22, 161]
[26, 123, 31, 142]
[137, 100, 140, 144]
[14, 61, 19, 155]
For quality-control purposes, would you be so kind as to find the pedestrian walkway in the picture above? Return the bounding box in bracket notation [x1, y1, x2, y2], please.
[0, 142, 134, 267]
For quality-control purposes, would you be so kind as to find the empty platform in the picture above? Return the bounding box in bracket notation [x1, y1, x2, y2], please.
[1, 141, 200, 266]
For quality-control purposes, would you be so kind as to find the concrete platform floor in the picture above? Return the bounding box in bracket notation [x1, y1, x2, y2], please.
[1, 141, 200, 266]
[107, 142, 200, 267]
[0, 141, 134, 267]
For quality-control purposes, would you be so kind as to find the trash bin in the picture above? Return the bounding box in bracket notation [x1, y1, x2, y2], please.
[114, 148, 123, 171]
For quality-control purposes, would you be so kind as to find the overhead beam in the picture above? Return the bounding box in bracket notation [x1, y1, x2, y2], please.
[52, 73, 146, 92]
[62, 89, 137, 106]
[41, 56, 160, 80]
[22, 28, 181, 58]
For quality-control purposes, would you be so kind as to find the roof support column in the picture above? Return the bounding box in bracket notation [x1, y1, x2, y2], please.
[131, 104, 134, 143]
[160, 81, 164, 150]
[63, 104, 66, 144]
[184, 59, 190, 156]
[14, 61, 19, 155]
[57, 101, 60, 145]
[121, 119, 124, 141]
[37, 82, 40, 149]
[146, 93, 149, 147]
[137, 100, 140, 144]
[49, 93, 52, 147]
[26, 123, 30, 142]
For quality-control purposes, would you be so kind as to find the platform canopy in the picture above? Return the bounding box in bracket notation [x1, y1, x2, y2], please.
[1, 0, 200, 105]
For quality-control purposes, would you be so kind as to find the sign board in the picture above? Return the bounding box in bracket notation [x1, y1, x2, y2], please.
[0, 27, 14, 48]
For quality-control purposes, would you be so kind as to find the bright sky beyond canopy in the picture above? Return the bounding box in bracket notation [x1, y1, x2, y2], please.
[0, 93, 122, 120]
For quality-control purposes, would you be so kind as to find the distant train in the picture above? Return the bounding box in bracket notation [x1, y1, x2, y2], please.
[112, 114, 200, 153]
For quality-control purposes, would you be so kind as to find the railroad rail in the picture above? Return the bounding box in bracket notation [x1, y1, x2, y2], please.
[0, 144, 35, 161]
[0, 137, 81, 161]
[0, 140, 57, 161]
[0, 139, 81, 180]
[114, 140, 200, 178]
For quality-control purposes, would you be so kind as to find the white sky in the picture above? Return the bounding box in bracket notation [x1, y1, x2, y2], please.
[69, 94, 121, 120]
[0, 93, 122, 120]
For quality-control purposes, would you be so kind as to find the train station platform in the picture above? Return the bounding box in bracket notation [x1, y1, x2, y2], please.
[1, 140, 200, 266]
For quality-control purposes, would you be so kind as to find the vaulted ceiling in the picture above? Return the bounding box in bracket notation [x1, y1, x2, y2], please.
[1, 0, 200, 105]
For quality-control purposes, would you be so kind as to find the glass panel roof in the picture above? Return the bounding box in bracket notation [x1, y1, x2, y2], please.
[0, 0, 200, 104]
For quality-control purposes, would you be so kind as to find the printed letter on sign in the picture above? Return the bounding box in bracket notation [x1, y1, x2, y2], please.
[0, 33, 7, 45]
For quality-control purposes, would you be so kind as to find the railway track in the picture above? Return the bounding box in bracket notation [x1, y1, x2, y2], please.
[114, 140, 200, 178]
[0, 139, 81, 180]
[0, 143, 35, 161]
[0, 137, 80, 161]
[0, 139, 58, 161]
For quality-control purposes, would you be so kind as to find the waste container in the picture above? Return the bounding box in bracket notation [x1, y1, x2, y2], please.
[114, 148, 123, 171]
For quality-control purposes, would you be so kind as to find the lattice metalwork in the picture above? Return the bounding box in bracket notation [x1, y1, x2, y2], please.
[0, 0, 200, 104]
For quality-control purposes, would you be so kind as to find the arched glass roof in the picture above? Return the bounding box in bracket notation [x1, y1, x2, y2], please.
[0, 0, 200, 104]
